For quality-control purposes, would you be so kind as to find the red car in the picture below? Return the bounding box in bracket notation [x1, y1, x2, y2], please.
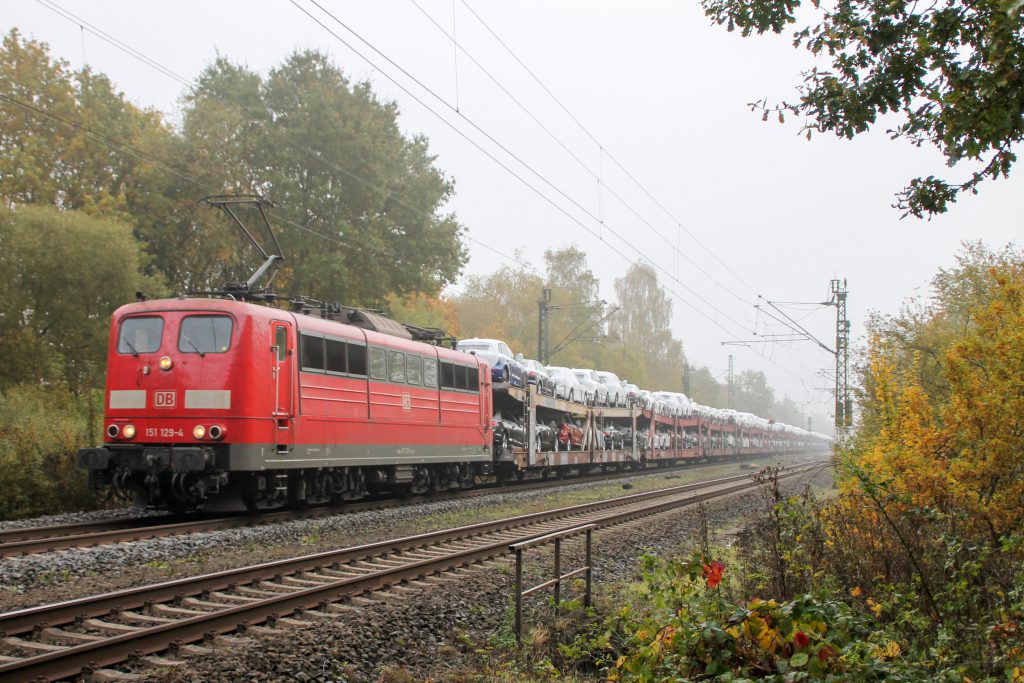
[556, 420, 585, 450]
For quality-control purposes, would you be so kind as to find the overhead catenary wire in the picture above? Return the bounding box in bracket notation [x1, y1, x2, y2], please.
[290, 0, 761, 341]
[21, 2, 824, 389]
[456, 1, 838, 362]
[287, 0, 823, 385]
[457, 0, 763, 297]
[35, 0, 196, 90]
[409, 0, 754, 309]
[407, 1, 824, 382]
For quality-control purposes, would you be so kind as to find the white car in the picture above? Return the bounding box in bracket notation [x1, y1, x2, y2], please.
[653, 391, 685, 417]
[593, 370, 626, 407]
[545, 366, 586, 403]
[571, 368, 606, 406]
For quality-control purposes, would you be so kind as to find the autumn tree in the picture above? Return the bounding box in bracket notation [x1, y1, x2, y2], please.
[141, 52, 468, 304]
[384, 292, 462, 339]
[453, 256, 543, 355]
[685, 365, 723, 407]
[0, 29, 169, 214]
[702, 0, 1024, 217]
[452, 246, 620, 368]
[612, 262, 687, 390]
[816, 243, 1024, 636]
[733, 369, 775, 416]
[541, 247, 619, 369]
[0, 205, 156, 392]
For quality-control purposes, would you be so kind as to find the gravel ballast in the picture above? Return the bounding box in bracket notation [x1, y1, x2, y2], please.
[0, 459, 805, 611]
[1, 457, 831, 681]
[154, 466, 833, 682]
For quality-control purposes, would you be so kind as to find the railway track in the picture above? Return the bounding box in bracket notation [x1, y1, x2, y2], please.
[0, 460, 828, 681]
[0, 453, 822, 558]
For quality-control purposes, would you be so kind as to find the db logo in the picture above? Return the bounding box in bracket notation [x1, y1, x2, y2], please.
[154, 391, 176, 409]
[401, 393, 412, 411]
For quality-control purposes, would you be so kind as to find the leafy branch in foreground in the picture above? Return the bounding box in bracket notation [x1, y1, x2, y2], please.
[703, 0, 1024, 217]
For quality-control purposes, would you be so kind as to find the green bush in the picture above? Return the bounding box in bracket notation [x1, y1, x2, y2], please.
[0, 383, 103, 519]
[561, 549, 1024, 681]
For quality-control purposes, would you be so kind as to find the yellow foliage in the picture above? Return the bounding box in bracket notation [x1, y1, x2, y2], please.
[830, 262, 1024, 565]
[873, 640, 902, 659]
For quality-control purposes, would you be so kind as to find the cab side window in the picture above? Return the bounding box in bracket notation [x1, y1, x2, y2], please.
[388, 350, 406, 383]
[300, 334, 325, 372]
[407, 355, 422, 385]
[423, 358, 438, 387]
[369, 347, 387, 380]
[347, 344, 368, 376]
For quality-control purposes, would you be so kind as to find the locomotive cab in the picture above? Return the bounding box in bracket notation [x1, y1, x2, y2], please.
[79, 298, 284, 511]
[79, 296, 495, 513]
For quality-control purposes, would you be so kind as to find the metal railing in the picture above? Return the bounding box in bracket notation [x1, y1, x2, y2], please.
[510, 524, 594, 643]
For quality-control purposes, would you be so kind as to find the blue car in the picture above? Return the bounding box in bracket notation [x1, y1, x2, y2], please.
[455, 338, 526, 387]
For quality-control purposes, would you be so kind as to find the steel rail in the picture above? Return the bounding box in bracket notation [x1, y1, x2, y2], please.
[0, 453, 818, 558]
[0, 461, 829, 681]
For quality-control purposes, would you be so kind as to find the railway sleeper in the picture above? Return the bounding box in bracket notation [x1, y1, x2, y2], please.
[207, 590, 262, 604]
[3, 636, 67, 654]
[90, 668, 146, 682]
[137, 654, 187, 668]
[278, 575, 328, 587]
[233, 585, 288, 598]
[116, 611, 175, 626]
[252, 580, 304, 593]
[82, 618, 142, 635]
[149, 604, 209, 618]
[181, 596, 237, 610]
[37, 627, 105, 645]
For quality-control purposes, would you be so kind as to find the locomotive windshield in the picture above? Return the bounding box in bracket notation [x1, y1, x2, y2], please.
[178, 315, 233, 354]
[117, 316, 163, 355]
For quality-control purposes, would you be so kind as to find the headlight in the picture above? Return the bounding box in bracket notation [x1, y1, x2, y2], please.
[107, 424, 120, 438]
[121, 424, 136, 439]
[192, 425, 206, 439]
[208, 425, 225, 440]
[159, 356, 173, 370]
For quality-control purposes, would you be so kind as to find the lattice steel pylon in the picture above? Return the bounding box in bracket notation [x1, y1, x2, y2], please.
[830, 279, 852, 429]
[537, 288, 552, 364]
[727, 354, 735, 409]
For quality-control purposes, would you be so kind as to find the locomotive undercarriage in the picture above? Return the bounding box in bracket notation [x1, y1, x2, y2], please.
[236, 462, 488, 512]
[81, 445, 493, 512]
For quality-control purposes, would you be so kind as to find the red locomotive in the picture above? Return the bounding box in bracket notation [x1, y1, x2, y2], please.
[78, 297, 494, 511]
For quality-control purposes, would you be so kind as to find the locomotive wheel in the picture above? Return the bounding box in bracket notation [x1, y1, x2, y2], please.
[456, 463, 475, 489]
[401, 466, 430, 496]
